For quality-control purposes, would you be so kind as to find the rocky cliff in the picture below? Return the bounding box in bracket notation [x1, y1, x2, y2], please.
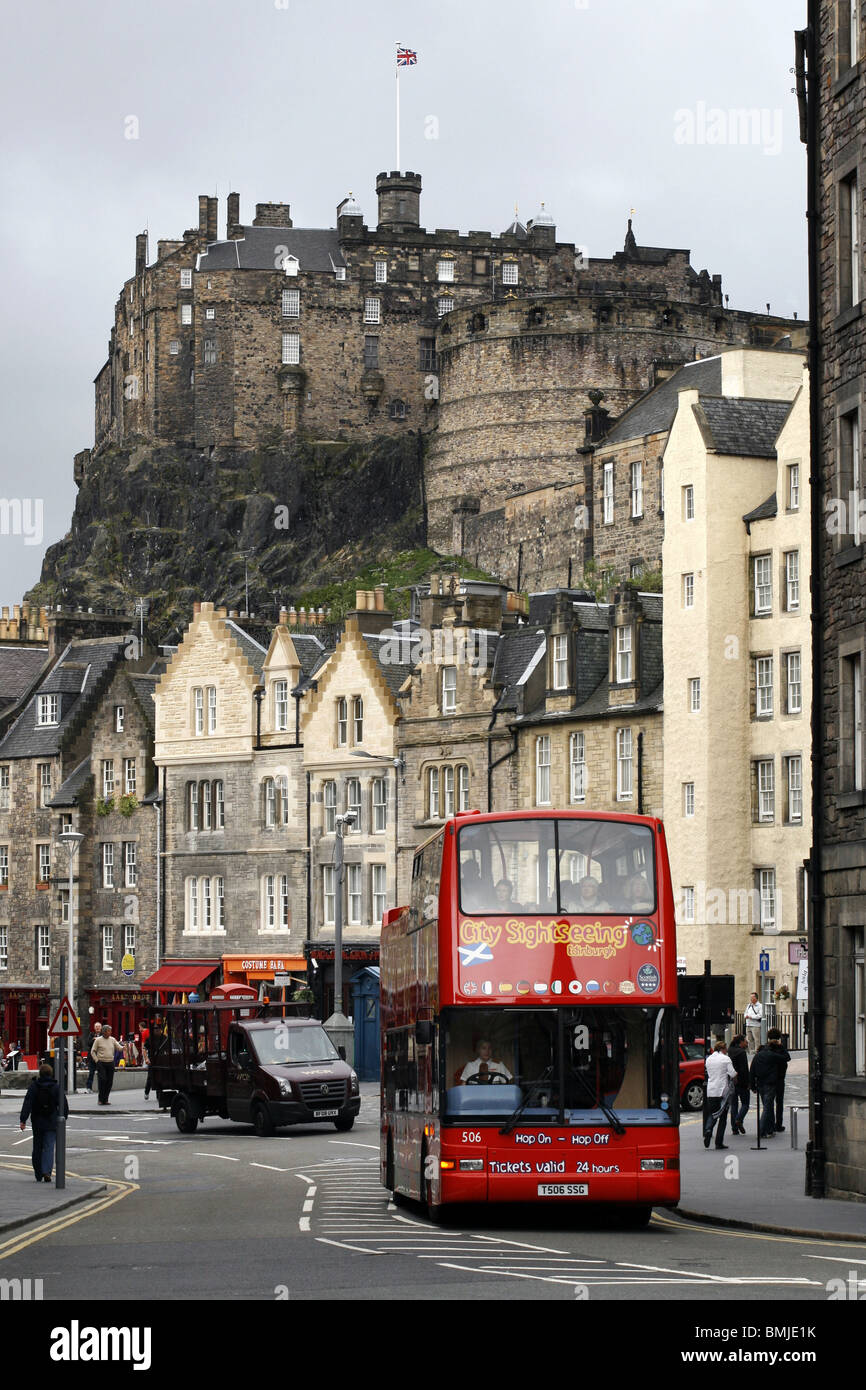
[27, 433, 427, 632]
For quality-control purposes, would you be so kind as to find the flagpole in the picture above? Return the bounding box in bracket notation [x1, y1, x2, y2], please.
[395, 54, 400, 169]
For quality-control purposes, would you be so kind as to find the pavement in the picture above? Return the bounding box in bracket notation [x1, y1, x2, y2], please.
[2, 1054, 864, 1243]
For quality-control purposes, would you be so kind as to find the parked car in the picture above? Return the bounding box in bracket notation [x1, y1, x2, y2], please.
[679, 1039, 707, 1111]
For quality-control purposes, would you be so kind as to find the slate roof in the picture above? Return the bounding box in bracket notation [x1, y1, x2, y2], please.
[603, 357, 722, 444]
[289, 633, 327, 681]
[697, 397, 792, 458]
[129, 675, 158, 733]
[198, 228, 347, 274]
[224, 620, 267, 678]
[743, 492, 778, 525]
[491, 628, 547, 711]
[49, 757, 92, 808]
[528, 590, 596, 627]
[362, 633, 417, 699]
[0, 639, 126, 759]
[0, 646, 50, 714]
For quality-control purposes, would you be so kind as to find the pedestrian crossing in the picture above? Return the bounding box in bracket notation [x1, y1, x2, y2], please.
[297, 1156, 821, 1290]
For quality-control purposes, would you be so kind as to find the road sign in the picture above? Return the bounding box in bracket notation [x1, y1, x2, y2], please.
[48, 996, 82, 1038]
[758, 951, 770, 973]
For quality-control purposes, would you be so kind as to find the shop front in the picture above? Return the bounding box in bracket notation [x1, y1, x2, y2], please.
[305, 943, 380, 1022]
[221, 954, 307, 1000]
[84, 988, 151, 1063]
[140, 958, 222, 1007]
[0, 987, 50, 1064]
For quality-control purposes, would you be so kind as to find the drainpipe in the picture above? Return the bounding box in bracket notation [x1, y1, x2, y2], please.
[254, 684, 264, 750]
[800, 5, 825, 1199]
[487, 694, 518, 812]
[637, 730, 644, 815]
[305, 771, 311, 949]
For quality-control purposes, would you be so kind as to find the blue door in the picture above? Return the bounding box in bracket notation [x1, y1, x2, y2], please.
[351, 968, 380, 1082]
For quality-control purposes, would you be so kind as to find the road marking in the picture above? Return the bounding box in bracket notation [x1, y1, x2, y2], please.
[193, 1152, 239, 1161]
[250, 1163, 291, 1173]
[316, 1237, 384, 1256]
[804, 1254, 866, 1264]
[328, 1141, 379, 1150]
[299, 1217, 310, 1232]
[97, 1137, 173, 1146]
[294, 1173, 313, 1183]
[653, 1209, 866, 1250]
[12, 1137, 31, 1146]
[0, 1163, 137, 1260]
[473, 1233, 571, 1255]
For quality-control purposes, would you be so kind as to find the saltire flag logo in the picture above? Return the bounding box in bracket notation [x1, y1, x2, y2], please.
[397, 46, 418, 66]
[458, 941, 494, 967]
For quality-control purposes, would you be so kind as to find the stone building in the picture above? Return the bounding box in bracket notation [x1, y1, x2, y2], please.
[151, 602, 325, 998]
[663, 364, 811, 1000]
[300, 590, 414, 1017]
[803, 0, 866, 1199]
[0, 632, 154, 1054]
[77, 172, 802, 593]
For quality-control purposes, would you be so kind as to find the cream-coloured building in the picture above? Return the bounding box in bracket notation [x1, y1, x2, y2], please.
[301, 593, 414, 1016]
[662, 352, 810, 1012]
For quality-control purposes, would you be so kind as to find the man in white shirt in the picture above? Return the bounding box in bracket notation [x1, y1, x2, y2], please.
[459, 1038, 513, 1084]
[703, 1042, 736, 1149]
[744, 994, 763, 1055]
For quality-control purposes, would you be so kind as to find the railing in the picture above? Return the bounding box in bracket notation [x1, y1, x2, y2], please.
[733, 1009, 807, 1050]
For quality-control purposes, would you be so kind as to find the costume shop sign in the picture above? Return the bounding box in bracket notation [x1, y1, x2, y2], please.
[456, 917, 663, 1000]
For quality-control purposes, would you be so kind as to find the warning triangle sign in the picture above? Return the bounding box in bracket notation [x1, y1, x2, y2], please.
[48, 996, 81, 1037]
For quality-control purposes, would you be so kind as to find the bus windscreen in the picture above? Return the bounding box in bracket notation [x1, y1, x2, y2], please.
[458, 818, 656, 917]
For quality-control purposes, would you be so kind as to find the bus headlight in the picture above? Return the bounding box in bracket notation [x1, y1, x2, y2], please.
[459, 1159, 485, 1172]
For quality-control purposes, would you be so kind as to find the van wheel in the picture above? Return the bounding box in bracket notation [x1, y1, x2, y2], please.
[253, 1103, 275, 1138]
[334, 1115, 355, 1132]
[175, 1097, 198, 1134]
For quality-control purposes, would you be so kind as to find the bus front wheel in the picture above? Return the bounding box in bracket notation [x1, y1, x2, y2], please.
[420, 1144, 445, 1225]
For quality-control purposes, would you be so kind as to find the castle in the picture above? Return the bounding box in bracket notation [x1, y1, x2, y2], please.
[79, 170, 804, 590]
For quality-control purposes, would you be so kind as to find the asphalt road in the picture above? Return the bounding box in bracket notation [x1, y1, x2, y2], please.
[1, 1090, 861, 1308]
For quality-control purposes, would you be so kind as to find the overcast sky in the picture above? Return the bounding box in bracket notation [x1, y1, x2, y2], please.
[0, 0, 808, 609]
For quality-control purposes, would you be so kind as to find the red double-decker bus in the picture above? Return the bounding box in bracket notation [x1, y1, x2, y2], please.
[380, 810, 681, 1223]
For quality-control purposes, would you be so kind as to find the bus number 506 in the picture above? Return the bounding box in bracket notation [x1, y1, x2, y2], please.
[462, 1131, 481, 1143]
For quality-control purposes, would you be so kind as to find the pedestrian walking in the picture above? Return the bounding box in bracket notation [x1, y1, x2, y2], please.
[18, 1062, 68, 1182]
[749, 1042, 784, 1137]
[84, 1021, 103, 1093]
[91, 1024, 120, 1105]
[744, 993, 763, 1055]
[727, 1033, 751, 1134]
[767, 1028, 791, 1133]
[4, 1039, 23, 1071]
[703, 1042, 736, 1150]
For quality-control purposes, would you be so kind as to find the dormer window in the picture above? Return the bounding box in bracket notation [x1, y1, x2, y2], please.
[274, 679, 289, 731]
[551, 634, 568, 691]
[37, 695, 58, 726]
[616, 626, 633, 683]
[282, 255, 300, 277]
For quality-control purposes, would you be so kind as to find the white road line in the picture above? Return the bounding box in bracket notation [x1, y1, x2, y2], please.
[193, 1152, 239, 1162]
[249, 1163, 291, 1173]
[97, 1137, 173, 1145]
[472, 1233, 571, 1255]
[328, 1141, 380, 1149]
[299, 1217, 310, 1232]
[316, 1237, 384, 1255]
[12, 1137, 31, 1147]
[803, 1254, 866, 1264]
[302, 1200, 315, 1213]
[294, 1173, 313, 1183]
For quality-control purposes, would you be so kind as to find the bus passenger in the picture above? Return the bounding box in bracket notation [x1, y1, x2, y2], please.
[460, 859, 487, 913]
[576, 877, 611, 914]
[493, 878, 523, 912]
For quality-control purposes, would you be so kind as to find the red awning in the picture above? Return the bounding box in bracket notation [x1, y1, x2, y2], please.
[140, 962, 219, 993]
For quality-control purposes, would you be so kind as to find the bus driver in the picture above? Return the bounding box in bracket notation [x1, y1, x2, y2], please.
[459, 1038, 513, 1084]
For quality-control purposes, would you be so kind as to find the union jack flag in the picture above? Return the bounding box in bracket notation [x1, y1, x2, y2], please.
[396, 47, 417, 66]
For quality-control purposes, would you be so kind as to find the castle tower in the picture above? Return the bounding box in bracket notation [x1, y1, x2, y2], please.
[375, 171, 422, 231]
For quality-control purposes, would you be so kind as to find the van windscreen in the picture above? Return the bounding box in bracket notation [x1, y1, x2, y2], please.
[252, 1026, 341, 1066]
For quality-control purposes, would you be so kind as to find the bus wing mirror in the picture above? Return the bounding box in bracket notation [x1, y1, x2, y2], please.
[415, 1021, 434, 1047]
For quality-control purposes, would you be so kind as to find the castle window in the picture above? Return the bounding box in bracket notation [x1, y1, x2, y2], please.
[336, 697, 348, 746]
[375, 259, 388, 283]
[419, 339, 437, 371]
[282, 288, 300, 318]
[180, 269, 192, 289]
[203, 339, 217, 365]
[169, 340, 180, 355]
[436, 260, 455, 282]
[389, 399, 407, 420]
[364, 336, 379, 371]
[353, 696, 364, 744]
[473, 256, 489, 277]
[602, 462, 613, 525]
[437, 296, 454, 318]
[181, 304, 192, 325]
[281, 332, 300, 365]
[335, 267, 346, 281]
[364, 297, 381, 324]
[502, 262, 518, 285]
[631, 461, 643, 518]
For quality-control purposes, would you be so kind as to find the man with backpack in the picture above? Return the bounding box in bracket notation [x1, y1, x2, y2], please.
[19, 1062, 68, 1182]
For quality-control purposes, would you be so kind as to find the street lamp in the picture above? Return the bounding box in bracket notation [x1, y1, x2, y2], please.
[326, 809, 356, 1032]
[56, 829, 84, 1093]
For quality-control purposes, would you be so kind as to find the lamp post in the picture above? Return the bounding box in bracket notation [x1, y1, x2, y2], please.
[56, 829, 84, 1093]
[325, 811, 355, 1033]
